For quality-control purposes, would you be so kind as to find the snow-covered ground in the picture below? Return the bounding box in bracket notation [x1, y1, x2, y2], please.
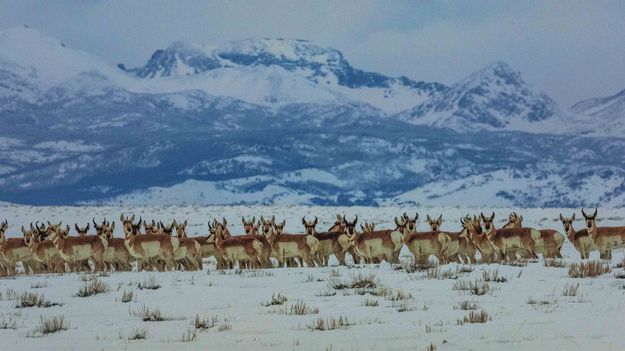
[0, 205, 624, 350]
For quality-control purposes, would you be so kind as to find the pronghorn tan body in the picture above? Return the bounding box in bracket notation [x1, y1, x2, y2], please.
[402, 212, 449, 263]
[49, 224, 108, 272]
[348, 216, 403, 264]
[559, 213, 597, 259]
[464, 216, 497, 263]
[426, 214, 463, 263]
[582, 208, 625, 259]
[172, 220, 202, 270]
[98, 222, 133, 271]
[242, 217, 273, 268]
[481, 213, 540, 261]
[503, 212, 564, 258]
[121, 214, 178, 271]
[305, 215, 353, 265]
[23, 224, 65, 273]
[210, 220, 263, 269]
[0, 220, 40, 274]
[267, 219, 320, 267]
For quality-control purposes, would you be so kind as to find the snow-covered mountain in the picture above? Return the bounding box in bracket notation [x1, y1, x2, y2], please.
[395, 62, 571, 133]
[1, 26, 625, 206]
[571, 88, 625, 135]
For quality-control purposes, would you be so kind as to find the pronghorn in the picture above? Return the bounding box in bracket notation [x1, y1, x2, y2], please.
[261, 216, 298, 267]
[455, 217, 477, 264]
[266, 219, 320, 267]
[210, 219, 263, 269]
[0, 220, 39, 274]
[503, 212, 564, 259]
[347, 215, 403, 264]
[426, 214, 462, 263]
[172, 220, 202, 270]
[559, 213, 601, 259]
[92, 218, 108, 236]
[48, 224, 108, 272]
[403, 213, 419, 235]
[23, 224, 65, 273]
[0, 220, 8, 275]
[581, 208, 625, 260]
[98, 222, 133, 271]
[481, 212, 540, 261]
[144, 220, 160, 235]
[303, 215, 352, 266]
[121, 213, 178, 271]
[75, 223, 90, 237]
[360, 221, 376, 233]
[465, 215, 497, 263]
[198, 225, 226, 269]
[242, 217, 272, 268]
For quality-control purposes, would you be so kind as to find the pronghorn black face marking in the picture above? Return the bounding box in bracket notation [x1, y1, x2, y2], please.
[480, 212, 495, 232]
[302, 216, 318, 235]
[426, 214, 443, 231]
[559, 213, 575, 233]
[342, 215, 358, 236]
[581, 208, 597, 230]
[173, 220, 188, 238]
[260, 215, 275, 236]
[160, 221, 174, 236]
[402, 213, 418, 233]
[242, 216, 257, 235]
[75, 223, 90, 236]
[328, 214, 344, 233]
[273, 219, 286, 236]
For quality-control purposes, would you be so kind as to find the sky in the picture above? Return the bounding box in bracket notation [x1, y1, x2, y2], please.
[1, 0, 624, 106]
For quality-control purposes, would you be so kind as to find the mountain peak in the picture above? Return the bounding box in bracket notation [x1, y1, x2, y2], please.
[459, 61, 524, 89]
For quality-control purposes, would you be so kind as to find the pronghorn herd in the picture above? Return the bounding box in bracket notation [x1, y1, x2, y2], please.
[0, 208, 623, 275]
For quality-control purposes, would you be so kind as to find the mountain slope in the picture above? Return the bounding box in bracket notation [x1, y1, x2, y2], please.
[571, 88, 625, 135]
[396, 62, 568, 132]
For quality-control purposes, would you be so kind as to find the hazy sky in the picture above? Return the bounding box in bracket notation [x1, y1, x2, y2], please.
[1, 0, 624, 106]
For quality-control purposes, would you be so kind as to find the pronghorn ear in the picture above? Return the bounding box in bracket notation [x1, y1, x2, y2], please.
[251, 216, 255, 224]
[242, 217, 246, 225]
[111, 222, 115, 230]
[65, 225, 70, 233]
[336, 214, 342, 220]
[21, 226, 26, 234]
[559, 214, 564, 221]
[183, 220, 187, 227]
[130, 214, 135, 221]
[75, 224, 80, 232]
[281, 220, 286, 227]
[403, 212, 408, 219]
[260, 215, 265, 223]
[571, 213, 576, 221]
[47, 221, 52, 226]
[314, 217, 318, 226]
[427, 214, 432, 222]
[438, 214, 443, 223]
[518, 215, 523, 223]
[360, 224, 365, 231]
[302, 217, 306, 226]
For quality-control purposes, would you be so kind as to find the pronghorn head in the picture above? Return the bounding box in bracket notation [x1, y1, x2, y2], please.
[242, 216, 257, 235]
[173, 220, 188, 238]
[480, 212, 495, 232]
[208, 219, 225, 241]
[58, 225, 71, 239]
[465, 215, 484, 240]
[273, 219, 286, 235]
[74, 223, 90, 237]
[581, 208, 597, 231]
[328, 214, 345, 233]
[22, 224, 35, 247]
[342, 215, 358, 236]
[33, 222, 48, 241]
[559, 213, 575, 238]
[160, 221, 174, 236]
[426, 214, 443, 232]
[46, 221, 63, 234]
[144, 220, 158, 235]
[92, 218, 108, 235]
[122, 216, 142, 237]
[260, 215, 275, 236]
[101, 222, 115, 239]
[360, 221, 375, 233]
[302, 216, 318, 235]
[0, 219, 7, 236]
[503, 212, 523, 228]
[402, 213, 418, 234]
[394, 216, 408, 234]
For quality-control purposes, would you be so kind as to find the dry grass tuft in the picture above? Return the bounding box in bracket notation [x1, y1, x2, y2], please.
[568, 261, 611, 278]
[130, 305, 168, 322]
[179, 329, 198, 342]
[137, 276, 161, 290]
[457, 310, 490, 324]
[30, 281, 48, 289]
[36, 315, 69, 335]
[362, 298, 379, 307]
[452, 279, 490, 295]
[288, 301, 319, 315]
[308, 316, 352, 331]
[481, 268, 507, 283]
[262, 293, 288, 306]
[76, 278, 109, 297]
[17, 292, 60, 308]
[455, 300, 479, 310]
[0, 312, 20, 329]
[562, 282, 580, 297]
[217, 322, 232, 332]
[127, 327, 147, 340]
[121, 290, 134, 303]
[194, 314, 218, 330]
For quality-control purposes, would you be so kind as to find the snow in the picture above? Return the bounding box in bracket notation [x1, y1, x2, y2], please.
[0, 205, 624, 350]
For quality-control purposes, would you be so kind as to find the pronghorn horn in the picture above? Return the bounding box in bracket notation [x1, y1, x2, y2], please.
[302, 216, 306, 225]
[314, 216, 318, 225]
[438, 214, 443, 223]
[593, 208, 597, 217]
